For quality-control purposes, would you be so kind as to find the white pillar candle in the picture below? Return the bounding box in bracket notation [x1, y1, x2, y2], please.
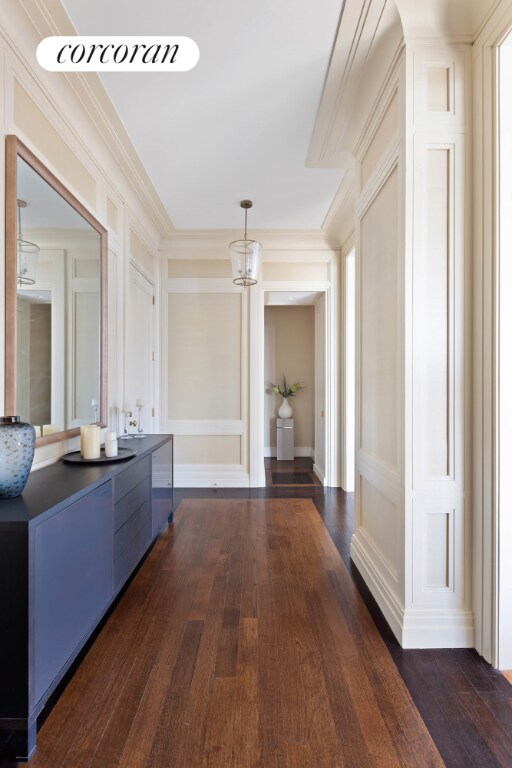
[135, 399, 144, 407]
[34, 426, 41, 438]
[80, 425, 101, 459]
[42, 424, 60, 436]
[104, 431, 118, 458]
[121, 403, 131, 414]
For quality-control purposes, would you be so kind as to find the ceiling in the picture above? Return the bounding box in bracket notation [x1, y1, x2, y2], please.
[59, 0, 346, 231]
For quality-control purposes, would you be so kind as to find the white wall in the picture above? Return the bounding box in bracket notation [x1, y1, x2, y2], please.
[350, 37, 473, 649]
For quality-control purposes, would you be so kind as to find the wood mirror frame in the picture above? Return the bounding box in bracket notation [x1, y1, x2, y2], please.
[4, 135, 108, 446]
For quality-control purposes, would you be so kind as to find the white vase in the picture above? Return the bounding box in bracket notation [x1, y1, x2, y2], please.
[278, 398, 293, 418]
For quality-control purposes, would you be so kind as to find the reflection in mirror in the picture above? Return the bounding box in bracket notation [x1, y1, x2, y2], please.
[5, 137, 107, 445]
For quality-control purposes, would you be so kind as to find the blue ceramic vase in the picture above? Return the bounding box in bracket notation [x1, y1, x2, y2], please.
[0, 416, 36, 498]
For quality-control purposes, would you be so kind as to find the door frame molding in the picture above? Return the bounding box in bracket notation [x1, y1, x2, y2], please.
[249, 265, 339, 487]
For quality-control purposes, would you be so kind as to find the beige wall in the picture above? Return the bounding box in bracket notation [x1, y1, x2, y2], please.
[264, 305, 315, 451]
[168, 292, 242, 421]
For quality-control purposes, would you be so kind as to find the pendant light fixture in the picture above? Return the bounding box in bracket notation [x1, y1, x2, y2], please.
[230, 200, 262, 287]
[17, 199, 39, 286]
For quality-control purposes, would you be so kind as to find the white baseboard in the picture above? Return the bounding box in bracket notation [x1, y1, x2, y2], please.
[158, 463, 250, 488]
[350, 532, 474, 648]
[264, 446, 313, 458]
[313, 462, 326, 485]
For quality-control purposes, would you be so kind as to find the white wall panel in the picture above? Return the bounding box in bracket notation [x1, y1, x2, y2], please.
[352, 43, 472, 649]
[360, 476, 399, 578]
[359, 167, 399, 471]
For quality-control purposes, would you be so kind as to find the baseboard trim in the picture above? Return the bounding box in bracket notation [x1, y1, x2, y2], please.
[351, 532, 474, 648]
[313, 462, 326, 485]
[160, 464, 250, 488]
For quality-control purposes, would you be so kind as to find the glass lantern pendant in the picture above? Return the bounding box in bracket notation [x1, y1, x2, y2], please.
[229, 200, 262, 287]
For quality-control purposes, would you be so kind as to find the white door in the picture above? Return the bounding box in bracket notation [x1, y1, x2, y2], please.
[125, 264, 155, 435]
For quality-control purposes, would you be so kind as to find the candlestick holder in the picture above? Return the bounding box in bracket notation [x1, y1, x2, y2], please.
[134, 401, 146, 439]
[121, 404, 134, 439]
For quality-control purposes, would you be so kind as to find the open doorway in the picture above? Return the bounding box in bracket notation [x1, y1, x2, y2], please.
[263, 291, 325, 487]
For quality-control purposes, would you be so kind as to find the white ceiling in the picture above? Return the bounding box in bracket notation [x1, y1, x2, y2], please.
[59, 0, 345, 231]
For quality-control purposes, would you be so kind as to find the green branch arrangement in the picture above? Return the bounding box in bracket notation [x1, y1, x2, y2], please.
[268, 375, 304, 400]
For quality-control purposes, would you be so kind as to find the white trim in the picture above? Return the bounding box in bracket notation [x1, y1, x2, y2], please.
[313, 463, 326, 485]
[471, 0, 512, 667]
[251, 263, 339, 488]
[249, 283, 266, 486]
[351, 534, 474, 648]
[160, 231, 339, 251]
[167, 278, 245, 293]
[167, 420, 244, 436]
[170, 464, 250, 488]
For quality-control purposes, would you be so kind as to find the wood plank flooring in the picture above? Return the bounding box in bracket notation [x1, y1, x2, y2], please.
[16, 498, 444, 768]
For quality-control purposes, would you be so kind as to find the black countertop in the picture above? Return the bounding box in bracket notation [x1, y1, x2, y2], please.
[0, 434, 171, 528]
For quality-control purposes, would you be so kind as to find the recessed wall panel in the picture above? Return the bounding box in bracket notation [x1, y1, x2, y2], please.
[427, 68, 450, 112]
[360, 477, 398, 577]
[168, 293, 241, 420]
[175, 435, 241, 464]
[130, 230, 154, 277]
[425, 148, 450, 476]
[425, 511, 450, 588]
[262, 262, 328, 282]
[360, 168, 398, 468]
[168, 260, 232, 278]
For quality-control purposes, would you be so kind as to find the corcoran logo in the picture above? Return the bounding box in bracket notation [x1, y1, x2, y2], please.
[36, 36, 200, 72]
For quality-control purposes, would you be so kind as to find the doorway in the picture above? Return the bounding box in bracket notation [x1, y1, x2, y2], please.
[251, 283, 337, 487]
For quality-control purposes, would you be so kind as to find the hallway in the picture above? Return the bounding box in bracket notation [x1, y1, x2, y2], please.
[17, 495, 442, 768]
[1, 465, 510, 767]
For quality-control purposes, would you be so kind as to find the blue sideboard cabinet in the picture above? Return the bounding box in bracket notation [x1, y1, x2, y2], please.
[0, 434, 173, 761]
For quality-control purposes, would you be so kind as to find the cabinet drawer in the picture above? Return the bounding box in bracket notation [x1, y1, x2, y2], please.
[114, 519, 151, 591]
[34, 482, 113, 705]
[114, 477, 150, 532]
[114, 501, 150, 561]
[113, 455, 151, 503]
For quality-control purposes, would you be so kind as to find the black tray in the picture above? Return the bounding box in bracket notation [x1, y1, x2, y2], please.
[62, 447, 137, 464]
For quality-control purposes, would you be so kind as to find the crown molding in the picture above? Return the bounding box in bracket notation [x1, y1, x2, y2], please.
[322, 169, 356, 247]
[308, 0, 496, 173]
[307, 0, 403, 169]
[160, 229, 340, 254]
[13, 0, 174, 238]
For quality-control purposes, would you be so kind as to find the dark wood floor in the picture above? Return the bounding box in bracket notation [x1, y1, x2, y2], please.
[1, 457, 512, 767]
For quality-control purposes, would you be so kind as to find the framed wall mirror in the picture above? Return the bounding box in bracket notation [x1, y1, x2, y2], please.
[4, 136, 107, 446]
